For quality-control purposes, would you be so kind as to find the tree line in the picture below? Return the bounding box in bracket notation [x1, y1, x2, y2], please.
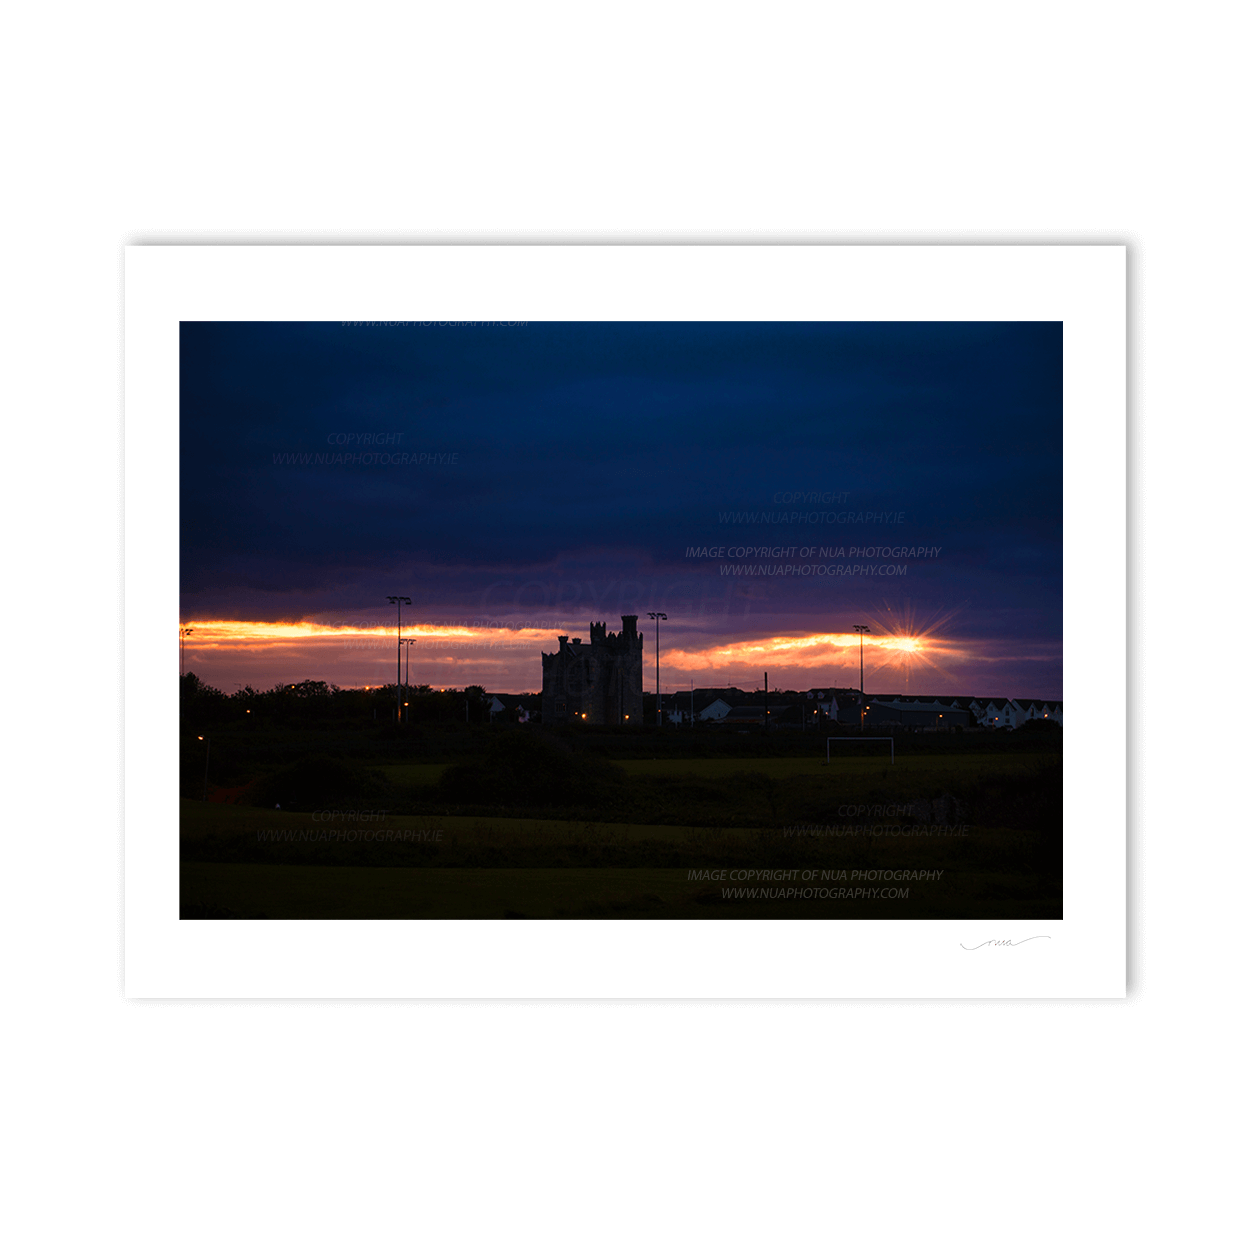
[180, 672, 501, 726]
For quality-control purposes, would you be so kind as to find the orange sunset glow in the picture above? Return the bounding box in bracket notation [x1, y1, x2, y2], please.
[179, 616, 984, 694]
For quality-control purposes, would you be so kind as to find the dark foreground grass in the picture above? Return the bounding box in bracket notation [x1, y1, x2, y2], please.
[181, 805, 1060, 921]
[181, 743, 1060, 920]
[182, 862, 1060, 921]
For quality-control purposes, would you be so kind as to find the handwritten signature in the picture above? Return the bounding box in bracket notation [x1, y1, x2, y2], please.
[960, 936, 1051, 950]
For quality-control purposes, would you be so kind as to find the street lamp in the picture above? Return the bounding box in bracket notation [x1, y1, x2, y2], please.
[647, 612, 667, 726]
[853, 625, 871, 732]
[197, 735, 210, 802]
[386, 596, 411, 724]
[180, 627, 193, 679]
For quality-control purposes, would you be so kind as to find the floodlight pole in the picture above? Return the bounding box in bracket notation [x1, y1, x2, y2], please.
[647, 612, 667, 726]
[180, 627, 193, 679]
[387, 596, 411, 724]
[854, 625, 871, 732]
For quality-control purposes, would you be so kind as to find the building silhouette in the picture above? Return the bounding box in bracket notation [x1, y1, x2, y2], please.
[541, 616, 644, 725]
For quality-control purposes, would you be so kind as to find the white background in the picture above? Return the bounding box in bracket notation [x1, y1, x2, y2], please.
[125, 245, 1124, 999]
[5, 3, 1245, 1248]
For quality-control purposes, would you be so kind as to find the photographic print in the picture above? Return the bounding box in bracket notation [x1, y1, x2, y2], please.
[178, 318, 1062, 923]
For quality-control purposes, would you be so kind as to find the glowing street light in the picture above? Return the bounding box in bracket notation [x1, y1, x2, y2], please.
[197, 735, 210, 802]
[647, 612, 668, 726]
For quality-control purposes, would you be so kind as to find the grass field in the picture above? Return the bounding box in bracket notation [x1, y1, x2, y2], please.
[182, 861, 1058, 921]
[181, 798, 715, 847]
[616, 755, 1046, 781]
[181, 741, 1062, 920]
[375, 754, 1050, 788]
[376, 762, 448, 787]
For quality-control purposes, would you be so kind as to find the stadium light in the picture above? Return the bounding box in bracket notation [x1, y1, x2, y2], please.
[180, 627, 194, 680]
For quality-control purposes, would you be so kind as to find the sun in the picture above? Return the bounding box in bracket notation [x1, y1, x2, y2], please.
[858, 602, 964, 688]
[884, 635, 921, 654]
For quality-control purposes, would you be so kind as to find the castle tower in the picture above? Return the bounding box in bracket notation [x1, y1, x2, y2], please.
[541, 615, 644, 725]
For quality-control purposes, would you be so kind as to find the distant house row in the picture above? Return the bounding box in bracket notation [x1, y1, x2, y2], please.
[685, 692, 1061, 730]
[850, 695, 1062, 729]
[486, 689, 1060, 729]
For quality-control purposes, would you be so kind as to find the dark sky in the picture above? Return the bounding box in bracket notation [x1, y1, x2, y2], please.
[180, 321, 1062, 697]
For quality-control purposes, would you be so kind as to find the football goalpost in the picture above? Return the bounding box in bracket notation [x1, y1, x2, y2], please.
[826, 737, 895, 764]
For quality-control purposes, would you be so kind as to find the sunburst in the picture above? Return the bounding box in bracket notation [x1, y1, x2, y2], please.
[858, 601, 965, 689]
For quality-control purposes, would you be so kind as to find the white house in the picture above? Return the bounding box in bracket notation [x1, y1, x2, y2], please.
[659, 694, 695, 725]
[487, 694, 531, 724]
[698, 698, 733, 722]
[1014, 699, 1062, 727]
[973, 698, 1021, 729]
[806, 691, 839, 717]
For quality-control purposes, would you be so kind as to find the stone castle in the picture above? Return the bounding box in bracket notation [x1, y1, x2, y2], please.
[541, 615, 644, 725]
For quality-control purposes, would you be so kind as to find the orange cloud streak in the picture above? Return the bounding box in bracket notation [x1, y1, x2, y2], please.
[184, 619, 513, 646]
[180, 620, 971, 682]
